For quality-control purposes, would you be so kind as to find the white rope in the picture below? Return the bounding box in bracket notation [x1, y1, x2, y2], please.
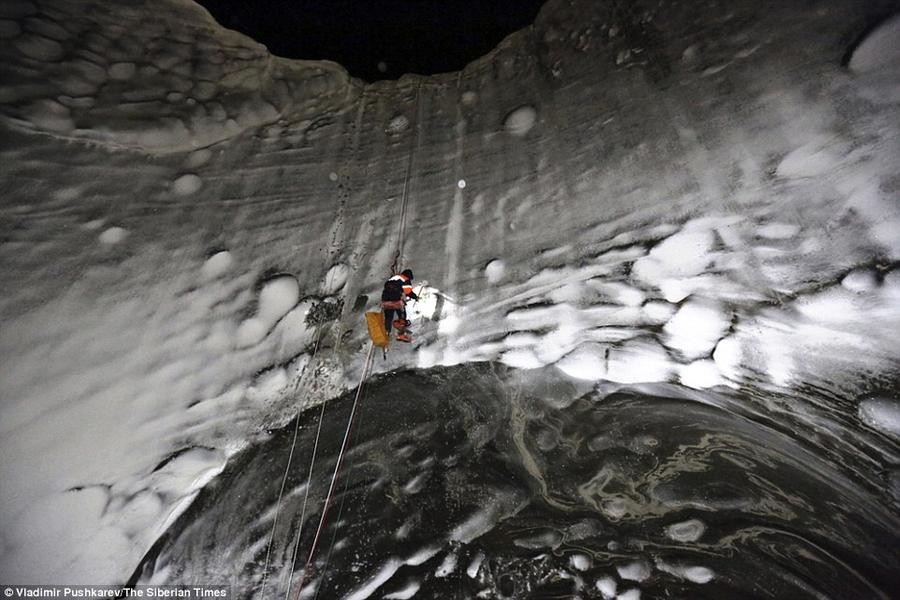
[289, 343, 376, 600]
[273, 84, 419, 600]
[281, 381, 330, 600]
[391, 83, 420, 275]
[259, 328, 323, 599]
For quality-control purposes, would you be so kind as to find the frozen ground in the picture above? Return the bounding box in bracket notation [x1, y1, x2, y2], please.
[130, 367, 900, 599]
[1, 0, 899, 589]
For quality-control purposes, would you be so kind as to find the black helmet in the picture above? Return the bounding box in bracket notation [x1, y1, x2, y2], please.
[401, 269, 414, 280]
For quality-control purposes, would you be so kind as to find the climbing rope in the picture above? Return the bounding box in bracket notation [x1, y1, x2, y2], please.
[281, 374, 331, 600]
[390, 83, 421, 275]
[289, 343, 376, 600]
[269, 82, 421, 600]
[259, 327, 324, 599]
[311, 364, 371, 600]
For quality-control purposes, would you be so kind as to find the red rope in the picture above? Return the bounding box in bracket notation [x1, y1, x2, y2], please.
[289, 343, 375, 599]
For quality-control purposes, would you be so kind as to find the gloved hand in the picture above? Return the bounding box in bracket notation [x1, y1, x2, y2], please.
[407, 291, 419, 301]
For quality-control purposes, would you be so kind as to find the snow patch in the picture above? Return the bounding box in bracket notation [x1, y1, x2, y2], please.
[343, 558, 402, 600]
[172, 174, 203, 196]
[663, 299, 730, 360]
[702, 63, 730, 76]
[849, 14, 900, 73]
[858, 398, 900, 439]
[616, 559, 651, 582]
[450, 503, 504, 543]
[642, 300, 676, 324]
[246, 368, 288, 401]
[386, 114, 409, 134]
[756, 222, 800, 239]
[632, 228, 715, 290]
[98, 227, 128, 245]
[841, 268, 879, 293]
[595, 577, 617, 599]
[405, 546, 440, 566]
[500, 348, 544, 369]
[484, 259, 506, 284]
[713, 336, 742, 381]
[656, 560, 715, 584]
[665, 518, 706, 542]
[504, 105, 537, 136]
[184, 149, 212, 169]
[403, 473, 428, 495]
[383, 581, 420, 600]
[434, 552, 457, 577]
[555, 343, 606, 380]
[591, 281, 646, 307]
[679, 360, 724, 389]
[322, 263, 349, 294]
[556, 340, 673, 384]
[776, 139, 842, 179]
[5, 487, 130, 585]
[466, 552, 484, 578]
[570, 553, 592, 571]
[235, 275, 300, 348]
[201, 251, 234, 281]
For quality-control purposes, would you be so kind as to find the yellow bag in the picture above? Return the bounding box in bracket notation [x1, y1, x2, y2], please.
[365, 311, 390, 348]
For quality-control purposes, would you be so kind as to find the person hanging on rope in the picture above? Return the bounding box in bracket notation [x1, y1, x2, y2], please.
[381, 268, 418, 343]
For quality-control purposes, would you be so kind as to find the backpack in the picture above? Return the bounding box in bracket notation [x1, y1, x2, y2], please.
[382, 278, 403, 301]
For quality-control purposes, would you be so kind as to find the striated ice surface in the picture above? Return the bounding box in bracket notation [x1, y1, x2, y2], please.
[0, 0, 898, 590]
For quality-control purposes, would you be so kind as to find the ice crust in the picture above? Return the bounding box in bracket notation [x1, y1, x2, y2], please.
[1, 0, 899, 587]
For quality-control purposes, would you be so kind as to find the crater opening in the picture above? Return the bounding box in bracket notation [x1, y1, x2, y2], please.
[195, 0, 547, 82]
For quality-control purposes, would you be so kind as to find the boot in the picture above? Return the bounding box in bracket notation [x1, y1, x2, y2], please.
[393, 319, 413, 334]
[396, 333, 412, 343]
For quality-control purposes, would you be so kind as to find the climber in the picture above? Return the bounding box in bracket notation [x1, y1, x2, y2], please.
[382, 269, 418, 342]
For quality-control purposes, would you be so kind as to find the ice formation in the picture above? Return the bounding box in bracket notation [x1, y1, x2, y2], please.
[664, 518, 706, 543]
[0, 0, 898, 590]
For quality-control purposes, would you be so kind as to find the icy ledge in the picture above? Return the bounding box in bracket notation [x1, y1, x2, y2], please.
[0, 0, 356, 153]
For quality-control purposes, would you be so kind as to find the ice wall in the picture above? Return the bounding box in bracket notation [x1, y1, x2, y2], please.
[1, 0, 899, 585]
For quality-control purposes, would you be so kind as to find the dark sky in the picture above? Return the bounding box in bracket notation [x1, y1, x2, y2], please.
[195, 0, 546, 81]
